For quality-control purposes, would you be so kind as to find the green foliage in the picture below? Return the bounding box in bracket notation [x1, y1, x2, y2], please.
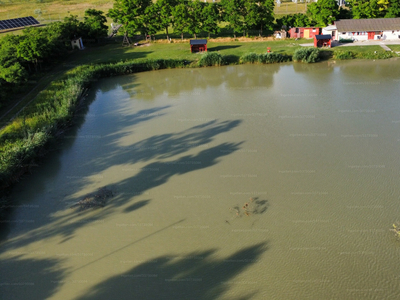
[275, 13, 312, 30]
[252, 0, 275, 36]
[240, 52, 259, 63]
[293, 47, 321, 63]
[198, 52, 224, 67]
[144, 0, 177, 39]
[240, 52, 291, 64]
[220, 0, 244, 37]
[346, 0, 386, 18]
[172, 1, 192, 39]
[258, 52, 291, 63]
[82, 9, 108, 40]
[339, 38, 354, 43]
[107, 0, 152, 37]
[0, 62, 28, 84]
[202, 2, 221, 37]
[385, 0, 400, 17]
[333, 50, 355, 59]
[307, 0, 339, 26]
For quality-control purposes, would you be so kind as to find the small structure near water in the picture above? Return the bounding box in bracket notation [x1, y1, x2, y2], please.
[190, 39, 207, 53]
[71, 37, 84, 50]
[314, 34, 332, 48]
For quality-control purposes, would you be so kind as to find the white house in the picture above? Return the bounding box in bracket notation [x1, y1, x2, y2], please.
[326, 18, 400, 41]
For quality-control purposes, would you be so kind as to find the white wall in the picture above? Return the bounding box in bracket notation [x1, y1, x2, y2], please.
[382, 30, 400, 40]
[336, 30, 400, 41]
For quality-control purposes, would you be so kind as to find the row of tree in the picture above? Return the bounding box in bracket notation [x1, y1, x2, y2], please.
[108, 0, 275, 40]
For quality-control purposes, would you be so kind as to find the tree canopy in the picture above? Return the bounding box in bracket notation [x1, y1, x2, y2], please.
[108, 0, 152, 37]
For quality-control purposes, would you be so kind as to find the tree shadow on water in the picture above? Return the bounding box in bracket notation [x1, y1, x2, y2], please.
[0, 256, 67, 300]
[0, 120, 243, 250]
[75, 242, 268, 300]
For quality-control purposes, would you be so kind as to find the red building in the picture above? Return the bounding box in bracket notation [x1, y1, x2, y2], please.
[190, 39, 207, 53]
[289, 27, 321, 39]
[314, 35, 332, 48]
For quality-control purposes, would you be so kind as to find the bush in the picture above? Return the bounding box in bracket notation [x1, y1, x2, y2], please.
[293, 47, 321, 63]
[198, 52, 224, 67]
[258, 52, 292, 63]
[339, 38, 354, 43]
[240, 52, 292, 64]
[240, 52, 259, 64]
[333, 50, 355, 60]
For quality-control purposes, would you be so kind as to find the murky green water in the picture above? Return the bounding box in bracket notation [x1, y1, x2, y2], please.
[1, 60, 400, 300]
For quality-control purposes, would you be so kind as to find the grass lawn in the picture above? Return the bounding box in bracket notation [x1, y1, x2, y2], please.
[332, 45, 387, 53]
[69, 39, 306, 66]
[388, 45, 400, 52]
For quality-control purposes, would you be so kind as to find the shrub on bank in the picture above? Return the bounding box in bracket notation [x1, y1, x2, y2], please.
[240, 52, 291, 64]
[240, 52, 259, 64]
[198, 52, 224, 67]
[293, 47, 321, 63]
[258, 52, 291, 63]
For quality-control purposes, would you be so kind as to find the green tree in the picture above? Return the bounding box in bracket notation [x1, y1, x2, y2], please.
[0, 62, 28, 84]
[275, 13, 312, 30]
[172, 1, 191, 40]
[0, 35, 28, 84]
[307, 0, 339, 26]
[108, 0, 152, 40]
[243, 0, 260, 36]
[16, 27, 51, 70]
[152, 0, 177, 40]
[346, 0, 385, 18]
[385, 0, 400, 17]
[255, 0, 275, 36]
[221, 0, 245, 38]
[202, 3, 221, 38]
[82, 9, 108, 40]
[60, 14, 82, 40]
[187, 0, 204, 38]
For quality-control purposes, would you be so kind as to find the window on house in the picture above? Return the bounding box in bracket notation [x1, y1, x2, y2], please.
[312, 28, 316, 32]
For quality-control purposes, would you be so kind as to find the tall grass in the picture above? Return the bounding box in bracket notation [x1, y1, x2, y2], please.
[198, 52, 224, 67]
[333, 50, 355, 60]
[293, 47, 321, 63]
[240, 52, 291, 64]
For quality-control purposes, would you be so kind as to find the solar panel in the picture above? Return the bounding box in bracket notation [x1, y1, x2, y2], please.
[0, 16, 40, 31]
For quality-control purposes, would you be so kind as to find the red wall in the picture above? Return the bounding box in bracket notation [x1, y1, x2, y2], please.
[289, 27, 321, 39]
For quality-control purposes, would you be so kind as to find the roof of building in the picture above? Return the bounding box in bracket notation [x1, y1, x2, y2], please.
[315, 35, 332, 40]
[335, 18, 400, 32]
[323, 25, 337, 31]
[190, 39, 207, 45]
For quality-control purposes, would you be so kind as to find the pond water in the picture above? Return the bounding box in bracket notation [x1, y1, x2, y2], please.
[1, 60, 400, 300]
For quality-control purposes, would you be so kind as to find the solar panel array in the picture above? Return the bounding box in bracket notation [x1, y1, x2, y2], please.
[0, 16, 40, 31]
